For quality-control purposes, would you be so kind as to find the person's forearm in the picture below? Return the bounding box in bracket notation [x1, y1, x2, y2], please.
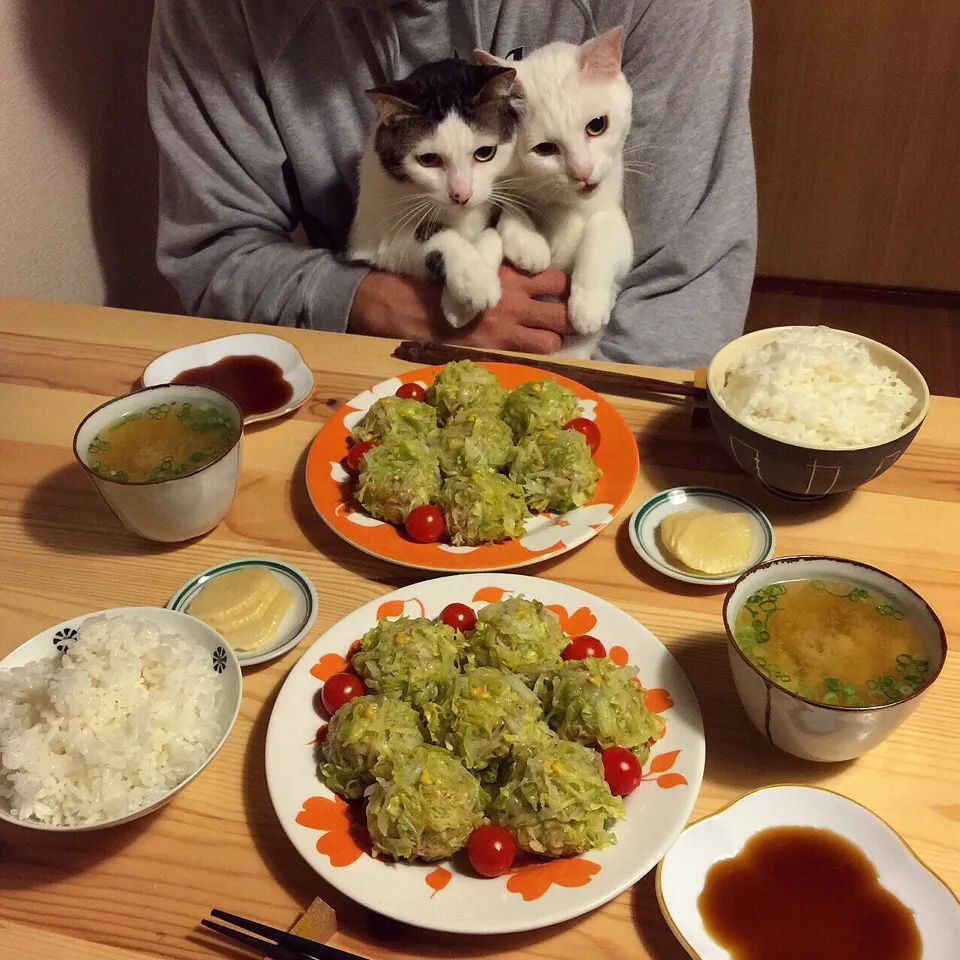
[158, 218, 369, 331]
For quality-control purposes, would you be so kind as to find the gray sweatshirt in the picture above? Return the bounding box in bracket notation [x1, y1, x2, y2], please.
[148, 0, 756, 368]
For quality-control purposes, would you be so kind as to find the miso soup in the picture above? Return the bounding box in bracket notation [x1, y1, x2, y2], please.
[86, 401, 238, 483]
[733, 578, 930, 707]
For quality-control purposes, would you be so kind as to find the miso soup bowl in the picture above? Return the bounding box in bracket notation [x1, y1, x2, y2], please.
[722, 556, 946, 762]
[73, 384, 243, 543]
[707, 327, 930, 500]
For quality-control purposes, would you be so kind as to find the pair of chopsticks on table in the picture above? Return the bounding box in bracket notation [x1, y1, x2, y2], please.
[201, 909, 357, 960]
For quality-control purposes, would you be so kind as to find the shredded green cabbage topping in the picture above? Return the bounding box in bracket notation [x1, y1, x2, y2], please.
[365, 744, 486, 860]
[536, 657, 666, 762]
[467, 595, 566, 685]
[355, 436, 441, 524]
[439, 473, 529, 546]
[426, 360, 506, 423]
[351, 616, 464, 709]
[437, 409, 514, 477]
[488, 733, 625, 856]
[509, 428, 601, 512]
[424, 667, 544, 778]
[351, 396, 438, 444]
[501, 380, 581, 441]
[318, 695, 424, 799]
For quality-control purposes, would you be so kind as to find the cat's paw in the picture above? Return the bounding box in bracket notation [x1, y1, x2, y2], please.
[502, 227, 552, 275]
[441, 288, 479, 329]
[568, 283, 615, 334]
[444, 260, 502, 316]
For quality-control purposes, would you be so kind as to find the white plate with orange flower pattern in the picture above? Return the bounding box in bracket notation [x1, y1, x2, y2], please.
[264, 573, 704, 934]
[303, 362, 639, 572]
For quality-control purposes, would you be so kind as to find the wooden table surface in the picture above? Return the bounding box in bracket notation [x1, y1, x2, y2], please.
[1, 296, 958, 960]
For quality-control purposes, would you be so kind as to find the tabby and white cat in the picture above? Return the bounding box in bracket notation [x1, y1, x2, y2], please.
[478, 28, 634, 358]
[348, 59, 521, 327]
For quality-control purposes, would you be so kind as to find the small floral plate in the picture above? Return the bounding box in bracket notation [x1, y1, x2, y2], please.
[265, 573, 705, 935]
[657, 784, 960, 959]
[142, 333, 314, 424]
[629, 486, 775, 586]
[168, 558, 319, 667]
[0, 606, 242, 832]
[304, 362, 639, 572]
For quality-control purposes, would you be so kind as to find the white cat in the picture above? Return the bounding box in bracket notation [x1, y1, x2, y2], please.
[348, 59, 521, 328]
[478, 28, 634, 358]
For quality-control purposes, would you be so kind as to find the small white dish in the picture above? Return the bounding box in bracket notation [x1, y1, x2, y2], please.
[0, 606, 242, 832]
[142, 333, 314, 424]
[628, 486, 775, 586]
[73, 383, 243, 543]
[168, 558, 318, 667]
[657, 784, 960, 959]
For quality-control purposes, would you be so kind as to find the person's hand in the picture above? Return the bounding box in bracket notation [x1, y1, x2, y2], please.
[347, 265, 572, 353]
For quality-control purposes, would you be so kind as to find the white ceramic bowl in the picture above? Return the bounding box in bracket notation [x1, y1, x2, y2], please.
[657, 785, 960, 960]
[0, 606, 242, 832]
[706, 326, 930, 500]
[73, 384, 243, 542]
[722, 556, 947, 762]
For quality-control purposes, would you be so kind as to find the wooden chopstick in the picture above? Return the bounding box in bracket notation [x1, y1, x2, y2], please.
[202, 910, 358, 960]
[392, 341, 706, 400]
[200, 919, 301, 960]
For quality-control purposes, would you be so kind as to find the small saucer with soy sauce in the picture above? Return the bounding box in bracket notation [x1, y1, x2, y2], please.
[657, 784, 960, 960]
[142, 333, 314, 424]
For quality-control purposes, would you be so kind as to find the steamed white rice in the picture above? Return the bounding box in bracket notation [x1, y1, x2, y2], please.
[0, 615, 224, 827]
[720, 326, 917, 447]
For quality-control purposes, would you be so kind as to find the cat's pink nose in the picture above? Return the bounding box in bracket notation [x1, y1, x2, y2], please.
[571, 164, 592, 183]
[450, 187, 472, 205]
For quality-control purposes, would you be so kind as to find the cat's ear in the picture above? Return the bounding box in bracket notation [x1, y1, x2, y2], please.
[579, 26, 624, 80]
[366, 88, 418, 124]
[474, 49, 513, 70]
[475, 65, 519, 102]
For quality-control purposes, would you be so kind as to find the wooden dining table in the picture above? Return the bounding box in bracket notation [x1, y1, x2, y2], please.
[1, 295, 958, 960]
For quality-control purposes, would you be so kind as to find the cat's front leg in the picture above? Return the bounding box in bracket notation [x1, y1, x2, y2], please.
[498, 209, 551, 274]
[424, 229, 502, 329]
[568, 209, 634, 335]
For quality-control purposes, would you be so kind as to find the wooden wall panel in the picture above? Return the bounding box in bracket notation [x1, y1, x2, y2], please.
[751, 1, 960, 290]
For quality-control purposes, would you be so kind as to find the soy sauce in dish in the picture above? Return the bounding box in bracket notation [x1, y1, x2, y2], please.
[697, 826, 922, 960]
[172, 355, 293, 418]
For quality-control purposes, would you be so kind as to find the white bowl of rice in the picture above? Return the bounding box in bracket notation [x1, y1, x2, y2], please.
[0, 607, 242, 831]
[707, 326, 929, 499]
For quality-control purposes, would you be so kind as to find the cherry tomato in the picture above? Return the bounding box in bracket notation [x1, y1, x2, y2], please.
[395, 382, 427, 403]
[321, 672, 367, 715]
[562, 635, 607, 661]
[601, 746, 643, 796]
[439, 602, 477, 633]
[344, 440, 376, 475]
[467, 825, 517, 878]
[563, 417, 601, 454]
[405, 504, 446, 543]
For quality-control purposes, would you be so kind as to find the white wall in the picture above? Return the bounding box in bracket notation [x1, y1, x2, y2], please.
[0, 0, 179, 313]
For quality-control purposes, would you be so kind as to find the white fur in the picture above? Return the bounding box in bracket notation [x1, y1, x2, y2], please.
[349, 113, 514, 327]
[479, 30, 634, 358]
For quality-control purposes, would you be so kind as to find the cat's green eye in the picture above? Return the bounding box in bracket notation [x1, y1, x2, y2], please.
[473, 145, 497, 163]
[416, 152, 443, 168]
[532, 142, 559, 157]
[585, 116, 608, 137]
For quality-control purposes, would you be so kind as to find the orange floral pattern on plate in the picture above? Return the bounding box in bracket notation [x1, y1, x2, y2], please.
[506, 857, 602, 901]
[310, 653, 347, 681]
[425, 866, 452, 897]
[304, 363, 638, 572]
[644, 687, 675, 713]
[608, 644, 629, 666]
[296, 796, 371, 867]
[473, 586, 508, 603]
[547, 604, 597, 637]
[641, 749, 688, 789]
